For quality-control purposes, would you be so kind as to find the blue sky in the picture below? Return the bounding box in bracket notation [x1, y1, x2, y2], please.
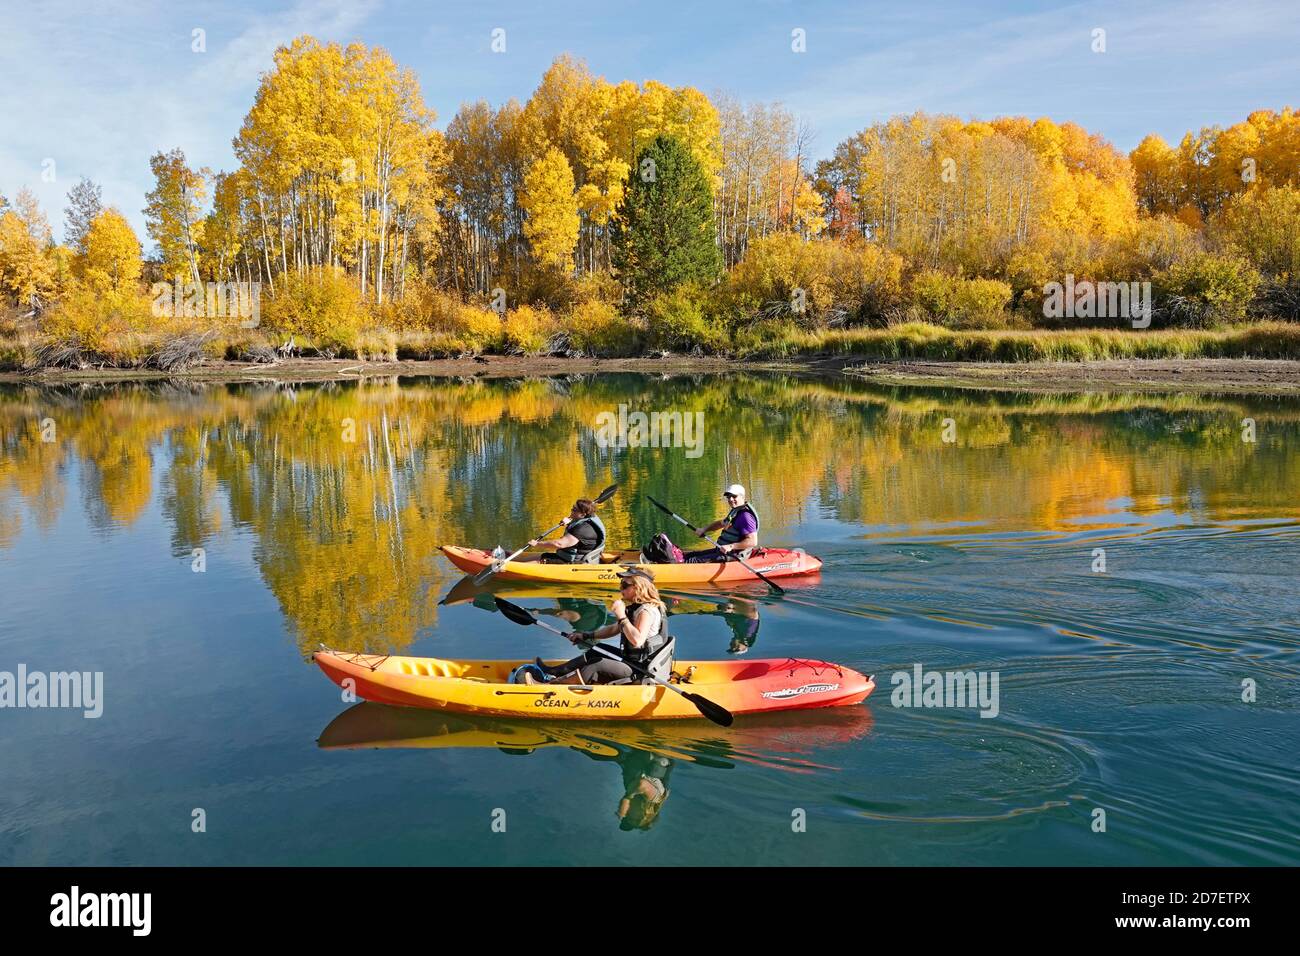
[2, 0, 1297, 243]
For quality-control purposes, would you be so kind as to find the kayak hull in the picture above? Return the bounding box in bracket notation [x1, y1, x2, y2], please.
[313, 651, 874, 720]
[440, 545, 823, 586]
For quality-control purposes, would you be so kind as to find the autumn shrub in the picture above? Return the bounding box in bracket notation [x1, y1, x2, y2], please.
[572, 271, 623, 305]
[260, 267, 365, 354]
[1153, 252, 1260, 327]
[643, 283, 723, 352]
[355, 330, 399, 362]
[1211, 185, 1300, 284]
[1113, 215, 1203, 277]
[826, 239, 906, 323]
[516, 262, 581, 311]
[561, 298, 639, 356]
[374, 278, 457, 332]
[40, 281, 154, 358]
[726, 233, 904, 326]
[0, 309, 29, 369]
[909, 271, 1015, 328]
[501, 304, 558, 355]
[447, 303, 504, 353]
[1211, 186, 1300, 318]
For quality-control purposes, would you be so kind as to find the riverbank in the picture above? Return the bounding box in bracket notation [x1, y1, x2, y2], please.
[5, 352, 1300, 394]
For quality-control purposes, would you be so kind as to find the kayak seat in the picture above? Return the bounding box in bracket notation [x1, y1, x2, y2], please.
[607, 636, 676, 686]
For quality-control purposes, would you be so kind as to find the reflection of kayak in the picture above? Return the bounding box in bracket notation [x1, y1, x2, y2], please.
[439, 545, 823, 586]
[313, 651, 875, 720]
[439, 575, 817, 608]
[317, 703, 875, 770]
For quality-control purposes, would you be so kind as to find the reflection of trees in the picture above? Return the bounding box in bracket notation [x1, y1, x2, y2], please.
[2, 376, 1299, 651]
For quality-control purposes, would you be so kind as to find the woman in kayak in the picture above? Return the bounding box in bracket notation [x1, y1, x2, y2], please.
[519, 498, 607, 564]
[521, 569, 671, 685]
[684, 484, 759, 563]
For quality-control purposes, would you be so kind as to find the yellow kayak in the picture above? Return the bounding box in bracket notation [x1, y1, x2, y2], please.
[314, 650, 875, 720]
[440, 545, 823, 586]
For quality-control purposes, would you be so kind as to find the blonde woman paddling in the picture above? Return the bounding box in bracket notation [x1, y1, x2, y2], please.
[523, 569, 671, 685]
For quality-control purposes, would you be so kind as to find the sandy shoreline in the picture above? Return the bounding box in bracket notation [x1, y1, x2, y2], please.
[3, 355, 1299, 393]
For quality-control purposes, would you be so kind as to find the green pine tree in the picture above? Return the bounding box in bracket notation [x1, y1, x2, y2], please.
[611, 134, 721, 307]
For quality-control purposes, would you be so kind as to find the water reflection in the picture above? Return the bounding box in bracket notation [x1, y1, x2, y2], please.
[441, 576, 769, 654]
[4, 375, 1299, 661]
[317, 703, 876, 831]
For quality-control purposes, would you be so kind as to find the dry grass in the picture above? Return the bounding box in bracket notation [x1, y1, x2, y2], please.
[734, 320, 1300, 361]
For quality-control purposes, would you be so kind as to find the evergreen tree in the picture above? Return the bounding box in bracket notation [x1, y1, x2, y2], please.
[611, 134, 721, 306]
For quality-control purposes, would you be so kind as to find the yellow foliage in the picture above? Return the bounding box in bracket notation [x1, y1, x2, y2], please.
[501, 304, 557, 355]
[521, 147, 580, 271]
[0, 204, 56, 308]
[82, 208, 143, 295]
[260, 267, 365, 350]
[41, 281, 154, 353]
[562, 298, 637, 356]
[727, 233, 904, 323]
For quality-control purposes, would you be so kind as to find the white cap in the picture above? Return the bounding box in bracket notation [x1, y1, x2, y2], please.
[723, 484, 746, 498]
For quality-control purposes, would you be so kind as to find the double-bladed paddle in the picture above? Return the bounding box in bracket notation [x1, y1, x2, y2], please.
[493, 597, 734, 727]
[645, 495, 785, 594]
[473, 483, 619, 585]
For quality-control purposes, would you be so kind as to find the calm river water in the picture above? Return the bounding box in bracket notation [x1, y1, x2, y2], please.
[1, 373, 1297, 865]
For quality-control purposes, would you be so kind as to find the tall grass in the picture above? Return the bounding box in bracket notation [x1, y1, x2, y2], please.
[6, 312, 1300, 372]
[734, 321, 1300, 361]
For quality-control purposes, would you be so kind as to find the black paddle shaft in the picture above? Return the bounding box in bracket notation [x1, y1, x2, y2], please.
[492, 597, 734, 726]
[645, 494, 785, 594]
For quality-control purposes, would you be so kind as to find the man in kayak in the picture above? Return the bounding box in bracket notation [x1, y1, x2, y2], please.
[521, 569, 671, 684]
[520, 498, 607, 564]
[683, 484, 759, 563]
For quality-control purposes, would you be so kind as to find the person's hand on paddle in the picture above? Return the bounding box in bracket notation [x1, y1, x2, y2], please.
[527, 538, 539, 547]
[718, 543, 734, 554]
[567, 630, 592, 644]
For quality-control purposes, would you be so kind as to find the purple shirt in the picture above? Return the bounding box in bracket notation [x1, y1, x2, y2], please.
[726, 508, 758, 537]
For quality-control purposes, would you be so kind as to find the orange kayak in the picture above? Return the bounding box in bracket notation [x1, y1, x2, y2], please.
[313, 650, 875, 720]
[440, 545, 823, 586]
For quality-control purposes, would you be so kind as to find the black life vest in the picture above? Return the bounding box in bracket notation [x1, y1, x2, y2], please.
[557, 514, 607, 564]
[620, 601, 670, 664]
[718, 503, 759, 546]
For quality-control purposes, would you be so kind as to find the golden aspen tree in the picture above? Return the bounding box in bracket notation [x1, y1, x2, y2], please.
[0, 188, 56, 309]
[521, 147, 579, 271]
[144, 148, 208, 284]
[1131, 135, 1180, 215]
[82, 208, 142, 294]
